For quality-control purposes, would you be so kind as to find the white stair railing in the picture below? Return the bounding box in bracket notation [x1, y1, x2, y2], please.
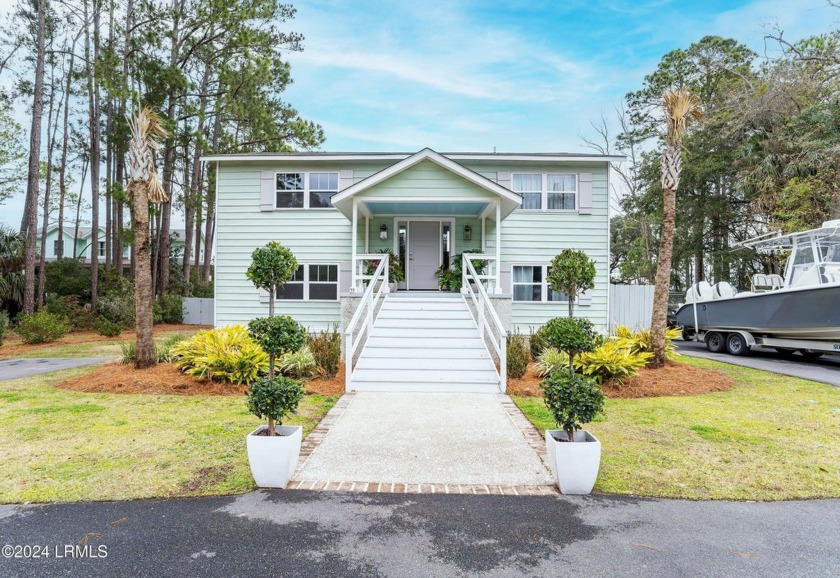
[345, 253, 389, 389]
[461, 254, 507, 392]
[461, 254, 499, 293]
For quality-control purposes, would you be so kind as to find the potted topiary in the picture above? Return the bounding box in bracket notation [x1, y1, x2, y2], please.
[541, 316, 598, 374]
[245, 375, 305, 488]
[541, 371, 605, 494]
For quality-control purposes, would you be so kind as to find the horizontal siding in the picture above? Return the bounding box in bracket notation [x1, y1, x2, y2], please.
[512, 302, 608, 334]
[361, 160, 498, 199]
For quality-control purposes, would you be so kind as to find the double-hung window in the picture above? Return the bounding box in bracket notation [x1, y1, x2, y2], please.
[275, 172, 339, 209]
[276, 264, 339, 301]
[512, 173, 577, 211]
[512, 265, 570, 303]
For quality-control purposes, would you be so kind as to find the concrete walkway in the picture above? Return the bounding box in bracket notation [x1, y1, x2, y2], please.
[0, 357, 108, 381]
[2, 491, 839, 577]
[293, 392, 554, 489]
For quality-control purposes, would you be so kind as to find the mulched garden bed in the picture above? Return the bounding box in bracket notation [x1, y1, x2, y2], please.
[507, 361, 734, 398]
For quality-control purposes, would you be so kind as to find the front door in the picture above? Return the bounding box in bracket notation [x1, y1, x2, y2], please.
[408, 221, 440, 290]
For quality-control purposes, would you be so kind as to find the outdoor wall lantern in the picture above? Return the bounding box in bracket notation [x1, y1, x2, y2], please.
[380, 223, 388, 241]
[463, 225, 472, 241]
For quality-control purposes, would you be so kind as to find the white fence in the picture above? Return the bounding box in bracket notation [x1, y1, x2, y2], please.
[609, 284, 654, 333]
[183, 298, 214, 325]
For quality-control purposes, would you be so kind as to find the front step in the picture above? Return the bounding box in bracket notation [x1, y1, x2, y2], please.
[350, 294, 500, 393]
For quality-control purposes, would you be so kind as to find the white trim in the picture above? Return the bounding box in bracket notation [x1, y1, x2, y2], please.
[202, 153, 625, 163]
[512, 172, 578, 212]
[400, 217, 456, 290]
[273, 170, 340, 210]
[511, 263, 571, 304]
[274, 263, 340, 302]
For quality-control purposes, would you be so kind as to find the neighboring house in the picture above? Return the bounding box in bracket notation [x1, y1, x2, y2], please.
[36, 226, 205, 264]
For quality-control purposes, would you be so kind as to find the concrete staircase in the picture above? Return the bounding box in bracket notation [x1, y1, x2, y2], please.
[349, 294, 501, 393]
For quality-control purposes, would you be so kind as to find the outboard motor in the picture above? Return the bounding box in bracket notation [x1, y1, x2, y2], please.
[712, 282, 736, 299]
[684, 281, 712, 304]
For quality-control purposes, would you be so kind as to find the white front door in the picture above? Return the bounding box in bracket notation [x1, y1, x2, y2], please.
[408, 221, 440, 290]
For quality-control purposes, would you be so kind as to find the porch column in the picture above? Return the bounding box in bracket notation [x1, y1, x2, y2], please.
[481, 217, 486, 252]
[352, 199, 358, 291]
[495, 200, 501, 294]
[365, 216, 370, 253]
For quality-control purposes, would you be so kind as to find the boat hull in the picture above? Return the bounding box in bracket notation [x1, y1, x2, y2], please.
[675, 284, 840, 341]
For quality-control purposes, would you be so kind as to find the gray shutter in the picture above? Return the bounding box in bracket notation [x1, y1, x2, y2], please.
[339, 169, 354, 190]
[578, 172, 592, 214]
[497, 172, 512, 189]
[260, 171, 275, 211]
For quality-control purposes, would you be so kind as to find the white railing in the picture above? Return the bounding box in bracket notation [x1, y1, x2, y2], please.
[345, 253, 389, 389]
[461, 254, 507, 392]
[352, 253, 391, 292]
[461, 253, 500, 294]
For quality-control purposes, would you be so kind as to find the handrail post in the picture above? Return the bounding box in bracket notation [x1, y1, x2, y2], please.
[500, 334, 507, 392]
[461, 254, 468, 294]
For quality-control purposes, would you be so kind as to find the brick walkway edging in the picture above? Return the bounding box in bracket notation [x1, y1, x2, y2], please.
[288, 392, 559, 496]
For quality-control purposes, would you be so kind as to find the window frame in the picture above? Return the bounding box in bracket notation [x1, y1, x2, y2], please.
[274, 263, 340, 302]
[512, 173, 578, 212]
[98, 241, 106, 258]
[274, 171, 340, 210]
[511, 264, 571, 303]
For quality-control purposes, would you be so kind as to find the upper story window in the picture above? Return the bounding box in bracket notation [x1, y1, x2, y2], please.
[276, 172, 338, 209]
[512, 173, 577, 211]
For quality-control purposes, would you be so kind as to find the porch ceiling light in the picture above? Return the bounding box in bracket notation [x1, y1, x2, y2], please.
[380, 223, 388, 241]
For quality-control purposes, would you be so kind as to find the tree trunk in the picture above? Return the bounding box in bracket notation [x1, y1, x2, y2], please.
[565, 428, 575, 443]
[38, 54, 61, 307]
[132, 180, 156, 369]
[22, 0, 47, 314]
[183, 61, 211, 292]
[267, 417, 275, 437]
[73, 159, 88, 259]
[84, 0, 102, 311]
[57, 34, 77, 261]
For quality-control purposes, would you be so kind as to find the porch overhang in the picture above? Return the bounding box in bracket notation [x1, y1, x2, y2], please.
[331, 148, 521, 221]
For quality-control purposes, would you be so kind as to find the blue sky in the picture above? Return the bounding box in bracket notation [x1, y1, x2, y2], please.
[283, 0, 839, 152]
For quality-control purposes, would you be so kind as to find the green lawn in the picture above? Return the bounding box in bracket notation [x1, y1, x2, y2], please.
[0, 366, 337, 503]
[2, 328, 200, 359]
[515, 356, 840, 500]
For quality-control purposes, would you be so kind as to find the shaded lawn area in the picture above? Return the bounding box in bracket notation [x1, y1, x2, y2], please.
[0, 366, 337, 504]
[514, 356, 840, 501]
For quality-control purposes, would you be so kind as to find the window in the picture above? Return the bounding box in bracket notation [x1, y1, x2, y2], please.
[512, 265, 570, 303]
[276, 264, 339, 301]
[98, 241, 106, 257]
[275, 172, 339, 209]
[512, 173, 577, 211]
[53, 240, 59, 255]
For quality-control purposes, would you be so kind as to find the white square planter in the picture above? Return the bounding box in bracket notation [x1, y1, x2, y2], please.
[246, 425, 302, 488]
[545, 429, 601, 495]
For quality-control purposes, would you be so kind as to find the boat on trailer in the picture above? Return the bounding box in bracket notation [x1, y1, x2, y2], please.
[674, 219, 840, 357]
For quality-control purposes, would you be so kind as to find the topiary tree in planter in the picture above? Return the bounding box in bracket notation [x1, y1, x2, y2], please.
[246, 241, 298, 318]
[541, 371, 605, 443]
[542, 317, 598, 374]
[248, 315, 306, 379]
[547, 249, 596, 317]
[246, 375, 305, 437]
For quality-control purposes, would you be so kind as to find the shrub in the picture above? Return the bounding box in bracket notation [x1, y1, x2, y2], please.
[506, 331, 529, 379]
[98, 292, 135, 329]
[44, 257, 91, 299]
[191, 280, 214, 298]
[15, 310, 71, 344]
[542, 317, 598, 370]
[278, 346, 317, 379]
[308, 325, 341, 378]
[529, 325, 550, 359]
[546, 249, 597, 317]
[434, 250, 486, 291]
[246, 241, 298, 317]
[171, 325, 268, 384]
[247, 315, 306, 377]
[0, 310, 7, 346]
[119, 341, 136, 364]
[575, 340, 652, 384]
[614, 325, 682, 362]
[535, 347, 570, 377]
[156, 334, 186, 363]
[246, 376, 305, 435]
[94, 316, 123, 337]
[45, 295, 96, 331]
[153, 293, 184, 324]
[541, 371, 605, 443]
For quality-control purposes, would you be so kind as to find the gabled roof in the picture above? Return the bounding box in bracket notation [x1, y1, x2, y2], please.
[330, 148, 522, 220]
[201, 151, 624, 162]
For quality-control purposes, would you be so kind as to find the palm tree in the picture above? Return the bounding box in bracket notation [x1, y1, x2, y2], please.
[126, 107, 168, 369]
[650, 89, 702, 368]
[0, 225, 25, 314]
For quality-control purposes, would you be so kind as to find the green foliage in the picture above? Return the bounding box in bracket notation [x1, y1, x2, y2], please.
[529, 325, 550, 359]
[44, 258, 92, 300]
[308, 325, 341, 378]
[540, 372, 605, 440]
[45, 295, 96, 331]
[535, 347, 570, 377]
[0, 225, 25, 311]
[246, 376, 305, 428]
[614, 325, 681, 362]
[119, 341, 136, 364]
[278, 345, 317, 379]
[120, 334, 185, 364]
[153, 293, 184, 324]
[575, 341, 652, 384]
[547, 249, 596, 316]
[365, 249, 405, 283]
[506, 332, 530, 379]
[542, 317, 598, 369]
[0, 310, 7, 346]
[245, 241, 298, 298]
[98, 277, 135, 329]
[15, 310, 71, 344]
[94, 316, 123, 337]
[190, 280, 214, 298]
[247, 316, 306, 359]
[172, 325, 269, 384]
[435, 250, 486, 291]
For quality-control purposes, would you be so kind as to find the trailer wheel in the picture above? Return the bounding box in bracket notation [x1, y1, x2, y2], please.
[726, 333, 749, 356]
[705, 332, 726, 353]
[800, 350, 824, 361]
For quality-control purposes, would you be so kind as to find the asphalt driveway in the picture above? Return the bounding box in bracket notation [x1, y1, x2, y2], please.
[0, 358, 108, 381]
[677, 340, 840, 387]
[1, 490, 839, 577]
